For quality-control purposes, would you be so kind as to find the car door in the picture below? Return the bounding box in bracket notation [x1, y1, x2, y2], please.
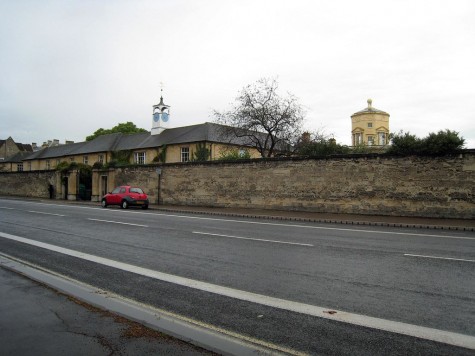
[109, 187, 122, 204]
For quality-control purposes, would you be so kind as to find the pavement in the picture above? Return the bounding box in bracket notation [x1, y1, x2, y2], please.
[1, 196, 474, 355]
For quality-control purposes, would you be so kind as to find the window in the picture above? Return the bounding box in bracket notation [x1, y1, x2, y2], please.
[83, 156, 88, 165]
[111, 187, 121, 194]
[130, 187, 144, 194]
[28, 162, 32, 171]
[353, 133, 362, 145]
[98, 154, 104, 164]
[46, 160, 51, 170]
[378, 132, 386, 145]
[134, 152, 146, 165]
[367, 136, 374, 146]
[181, 147, 190, 162]
[368, 122, 373, 128]
[17, 163, 23, 172]
[70, 157, 75, 162]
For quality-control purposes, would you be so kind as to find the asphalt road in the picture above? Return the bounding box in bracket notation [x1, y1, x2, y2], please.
[1, 198, 474, 355]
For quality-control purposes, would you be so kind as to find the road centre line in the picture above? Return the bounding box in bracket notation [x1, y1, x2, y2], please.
[404, 254, 475, 263]
[0, 231, 473, 350]
[193, 231, 314, 246]
[87, 218, 148, 228]
[27, 210, 65, 217]
[3, 200, 474, 240]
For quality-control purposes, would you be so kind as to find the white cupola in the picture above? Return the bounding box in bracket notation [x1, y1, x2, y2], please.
[151, 88, 170, 135]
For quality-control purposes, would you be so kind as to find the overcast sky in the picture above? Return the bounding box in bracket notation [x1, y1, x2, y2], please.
[1, 0, 474, 147]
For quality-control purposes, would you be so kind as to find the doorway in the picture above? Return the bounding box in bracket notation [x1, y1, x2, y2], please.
[101, 175, 108, 198]
[62, 177, 68, 200]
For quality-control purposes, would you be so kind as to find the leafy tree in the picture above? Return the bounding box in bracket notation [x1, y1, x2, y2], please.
[386, 131, 422, 155]
[420, 129, 465, 154]
[295, 132, 350, 156]
[387, 130, 464, 155]
[86, 122, 148, 141]
[192, 143, 210, 162]
[214, 77, 305, 158]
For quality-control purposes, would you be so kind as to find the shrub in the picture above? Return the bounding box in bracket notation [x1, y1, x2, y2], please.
[387, 131, 423, 155]
[218, 148, 251, 160]
[388, 130, 465, 155]
[92, 161, 104, 169]
[297, 139, 351, 156]
[420, 130, 465, 154]
[193, 143, 210, 162]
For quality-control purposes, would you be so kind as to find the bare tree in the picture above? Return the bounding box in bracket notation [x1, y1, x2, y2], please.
[214, 78, 305, 157]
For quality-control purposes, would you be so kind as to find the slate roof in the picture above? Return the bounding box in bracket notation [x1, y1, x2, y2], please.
[0, 139, 33, 152]
[21, 122, 252, 161]
[2, 151, 32, 163]
[16, 143, 33, 152]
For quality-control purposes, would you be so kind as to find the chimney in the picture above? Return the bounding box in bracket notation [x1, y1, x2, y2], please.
[53, 139, 59, 145]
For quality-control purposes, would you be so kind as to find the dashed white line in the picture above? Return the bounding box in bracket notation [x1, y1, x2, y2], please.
[1, 199, 474, 240]
[0, 231, 474, 350]
[404, 254, 475, 263]
[87, 218, 148, 227]
[193, 231, 314, 246]
[27, 210, 65, 217]
[87, 218, 148, 228]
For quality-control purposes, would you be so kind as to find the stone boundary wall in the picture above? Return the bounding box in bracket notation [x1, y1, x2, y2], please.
[158, 153, 475, 219]
[0, 170, 58, 199]
[1, 153, 474, 219]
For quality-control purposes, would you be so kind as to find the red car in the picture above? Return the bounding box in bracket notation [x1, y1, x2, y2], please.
[101, 186, 149, 209]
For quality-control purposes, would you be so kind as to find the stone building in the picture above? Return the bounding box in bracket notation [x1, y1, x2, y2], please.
[5, 94, 260, 172]
[351, 99, 390, 146]
[0, 137, 33, 172]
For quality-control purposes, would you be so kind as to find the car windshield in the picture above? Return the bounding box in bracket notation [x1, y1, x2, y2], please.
[130, 187, 144, 194]
[111, 187, 121, 194]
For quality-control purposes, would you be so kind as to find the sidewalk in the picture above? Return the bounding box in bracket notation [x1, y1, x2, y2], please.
[0, 265, 215, 356]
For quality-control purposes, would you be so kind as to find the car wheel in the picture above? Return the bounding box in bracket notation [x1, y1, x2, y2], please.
[101, 199, 107, 208]
[141, 204, 148, 210]
[121, 200, 129, 209]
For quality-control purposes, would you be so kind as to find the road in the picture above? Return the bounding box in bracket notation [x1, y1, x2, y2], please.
[1, 198, 474, 355]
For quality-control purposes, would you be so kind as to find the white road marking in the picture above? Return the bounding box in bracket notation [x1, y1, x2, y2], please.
[0, 231, 474, 350]
[87, 218, 148, 228]
[193, 231, 314, 247]
[0, 207, 15, 210]
[404, 254, 475, 263]
[1, 199, 474, 240]
[27, 210, 65, 217]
